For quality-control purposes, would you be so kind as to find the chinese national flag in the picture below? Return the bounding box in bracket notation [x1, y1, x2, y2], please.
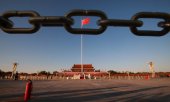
[81, 18, 90, 26]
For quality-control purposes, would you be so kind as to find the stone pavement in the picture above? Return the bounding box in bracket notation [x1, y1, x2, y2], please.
[0, 79, 170, 102]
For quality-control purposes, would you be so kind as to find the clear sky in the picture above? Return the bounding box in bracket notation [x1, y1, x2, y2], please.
[0, 0, 170, 73]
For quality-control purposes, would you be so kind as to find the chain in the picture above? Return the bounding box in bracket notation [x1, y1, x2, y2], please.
[0, 16, 13, 28]
[0, 10, 170, 36]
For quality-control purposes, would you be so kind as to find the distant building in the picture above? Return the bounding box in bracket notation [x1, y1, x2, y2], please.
[71, 64, 95, 72]
[58, 64, 108, 78]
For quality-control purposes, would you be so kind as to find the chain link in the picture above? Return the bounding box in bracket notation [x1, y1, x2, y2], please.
[98, 19, 143, 27]
[158, 21, 170, 28]
[29, 16, 73, 26]
[0, 16, 13, 28]
[130, 12, 170, 36]
[1, 11, 40, 33]
[64, 10, 107, 34]
[0, 10, 170, 36]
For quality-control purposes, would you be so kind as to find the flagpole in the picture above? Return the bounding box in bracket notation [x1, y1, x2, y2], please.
[80, 17, 90, 79]
[81, 18, 83, 75]
[81, 34, 83, 73]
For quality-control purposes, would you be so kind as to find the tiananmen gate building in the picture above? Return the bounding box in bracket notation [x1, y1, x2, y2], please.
[58, 64, 108, 79]
[71, 64, 95, 72]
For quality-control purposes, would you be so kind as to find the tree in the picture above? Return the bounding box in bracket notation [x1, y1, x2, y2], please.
[0, 69, 3, 73]
[0, 69, 4, 75]
[47, 71, 51, 75]
[39, 71, 48, 75]
[53, 71, 58, 74]
[108, 70, 118, 74]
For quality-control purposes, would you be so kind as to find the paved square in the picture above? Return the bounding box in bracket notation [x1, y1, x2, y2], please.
[0, 79, 170, 102]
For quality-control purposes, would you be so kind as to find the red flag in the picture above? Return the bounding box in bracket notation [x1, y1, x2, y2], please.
[81, 18, 90, 26]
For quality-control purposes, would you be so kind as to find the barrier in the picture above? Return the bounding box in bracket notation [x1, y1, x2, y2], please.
[24, 79, 32, 102]
[0, 74, 164, 80]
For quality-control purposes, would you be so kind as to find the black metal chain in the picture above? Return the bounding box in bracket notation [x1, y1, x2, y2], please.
[130, 12, 170, 36]
[0, 16, 13, 28]
[0, 9, 170, 36]
[1, 11, 40, 34]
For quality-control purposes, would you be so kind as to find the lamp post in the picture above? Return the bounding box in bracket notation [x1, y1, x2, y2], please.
[11, 62, 18, 80]
[149, 62, 155, 78]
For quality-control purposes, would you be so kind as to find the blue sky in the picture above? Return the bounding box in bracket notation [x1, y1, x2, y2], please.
[0, 0, 170, 73]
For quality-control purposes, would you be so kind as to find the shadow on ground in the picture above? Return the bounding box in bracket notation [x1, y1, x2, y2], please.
[0, 85, 170, 102]
[30, 86, 170, 102]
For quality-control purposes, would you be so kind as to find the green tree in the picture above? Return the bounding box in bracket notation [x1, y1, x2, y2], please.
[0, 69, 4, 75]
[39, 71, 48, 75]
[108, 70, 118, 74]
